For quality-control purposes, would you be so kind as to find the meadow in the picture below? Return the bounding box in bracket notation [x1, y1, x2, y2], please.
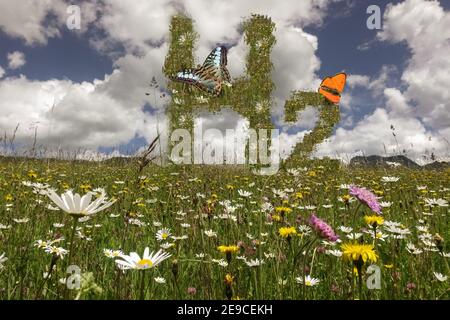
[0, 157, 448, 300]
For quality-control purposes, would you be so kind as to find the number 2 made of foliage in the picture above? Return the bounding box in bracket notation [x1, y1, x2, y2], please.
[163, 14, 340, 168]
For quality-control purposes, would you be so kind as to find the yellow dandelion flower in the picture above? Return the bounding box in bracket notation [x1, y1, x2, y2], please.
[271, 214, 282, 222]
[4, 194, 13, 202]
[364, 215, 384, 227]
[217, 245, 240, 254]
[341, 243, 378, 264]
[275, 206, 292, 215]
[278, 226, 297, 238]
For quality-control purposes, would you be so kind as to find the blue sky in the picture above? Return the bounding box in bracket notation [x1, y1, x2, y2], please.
[0, 0, 449, 162]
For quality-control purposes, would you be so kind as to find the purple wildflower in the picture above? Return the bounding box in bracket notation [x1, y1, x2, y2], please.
[349, 185, 382, 214]
[309, 214, 339, 242]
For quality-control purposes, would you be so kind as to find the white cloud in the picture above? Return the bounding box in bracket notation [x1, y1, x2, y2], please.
[347, 74, 369, 89]
[0, 66, 5, 79]
[0, 0, 336, 157]
[7, 51, 26, 69]
[378, 0, 450, 130]
[0, 0, 67, 45]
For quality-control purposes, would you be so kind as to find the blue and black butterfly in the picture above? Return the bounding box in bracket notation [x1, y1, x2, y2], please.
[172, 46, 231, 96]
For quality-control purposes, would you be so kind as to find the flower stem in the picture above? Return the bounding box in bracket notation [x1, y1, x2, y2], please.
[139, 271, 146, 300]
[63, 216, 79, 299]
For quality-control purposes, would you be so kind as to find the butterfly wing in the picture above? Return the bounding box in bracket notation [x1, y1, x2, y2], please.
[173, 69, 219, 95]
[319, 72, 347, 104]
[202, 46, 231, 83]
[172, 46, 230, 96]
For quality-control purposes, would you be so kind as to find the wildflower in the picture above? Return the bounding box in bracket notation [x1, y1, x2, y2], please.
[309, 214, 339, 242]
[217, 245, 240, 254]
[44, 246, 69, 259]
[381, 176, 400, 183]
[237, 190, 252, 198]
[278, 226, 297, 239]
[341, 243, 378, 264]
[187, 287, 197, 295]
[154, 277, 166, 284]
[245, 258, 264, 267]
[424, 198, 448, 207]
[156, 228, 172, 241]
[46, 189, 115, 218]
[433, 272, 448, 282]
[296, 275, 320, 287]
[364, 215, 384, 228]
[204, 229, 217, 237]
[275, 206, 292, 216]
[103, 249, 123, 258]
[349, 185, 382, 214]
[339, 226, 353, 233]
[0, 253, 7, 269]
[115, 248, 171, 270]
[224, 273, 234, 286]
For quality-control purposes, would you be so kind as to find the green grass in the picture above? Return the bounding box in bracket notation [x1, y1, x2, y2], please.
[0, 158, 448, 300]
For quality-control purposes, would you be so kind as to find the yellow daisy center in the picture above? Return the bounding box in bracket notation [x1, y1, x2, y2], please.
[137, 259, 153, 268]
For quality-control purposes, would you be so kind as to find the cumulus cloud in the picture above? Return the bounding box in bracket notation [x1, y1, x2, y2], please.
[0, 66, 5, 79]
[0, 0, 335, 157]
[378, 0, 450, 130]
[314, 0, 450, 163]
[0, 0, 67, 45]
[7, 51, 26, 69]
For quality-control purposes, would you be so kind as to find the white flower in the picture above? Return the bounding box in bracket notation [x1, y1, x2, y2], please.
[160, 242, 175, 250]
[298, 225, 312, 235]
[13, 218, 29, 223]
[381, 176, 400, 183]
[296, 275, 320, 287]
[44, 246, 69, 259]
[380, 201, 392, 208]
[46, 189, 115, 217]
[212, 259, 228, 267]
[115, 248, 171, 270]
[156, 228, 171, 241]
[103, 249, 123, 258]
[386, 161, 401, 167]
[424, 198, 448, 207]
[180, 223, 191, 228]
[195, 253, 205, 258]
[325, 249, 342, 257]
[238, 189, 252, 198]
[0, 223, 11, 230]
[245, 258, 264, 267]
[339, 226, 353, 233]
[204, 229, 217, 238]
[153, 221, 162, 227]
[0, 252, 8, 267]
[433, 272, 448, 282]
[346, 233, 363, 240]
[154, 277, 166, 284]
[53, 223, 65, 228]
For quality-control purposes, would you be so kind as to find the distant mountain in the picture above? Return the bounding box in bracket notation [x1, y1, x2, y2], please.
[350, 155, 448, 170]
[422, 161, 450, 170]
[350, 155, 420, 168]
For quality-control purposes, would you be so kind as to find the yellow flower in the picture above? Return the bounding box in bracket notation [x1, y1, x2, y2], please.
[80, 184, 91, 193]
[271, 214, 282, 222]
[4, 194, 13, 202]
[341, 194, 351, 203]
[226, 184, 235, 191]
[27, 170, 38, 178]
[384, 264, 394, 269]
[295, 192, 303, 199]
[278, 226, 297, 238]
[224, 273, 234, 286]
[275, 206, 292, 215]
[308, 171, 317, 177]
[364, 215, 384, 227]
[217, 245, 240, 254]
[341, 243, 378, 264]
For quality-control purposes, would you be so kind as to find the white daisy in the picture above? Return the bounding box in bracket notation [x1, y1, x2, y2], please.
[296, 275, 320, 287]
[115, 248, 171, 270]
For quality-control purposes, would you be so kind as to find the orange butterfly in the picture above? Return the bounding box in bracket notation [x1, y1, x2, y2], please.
[318, 72, 347, 105]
